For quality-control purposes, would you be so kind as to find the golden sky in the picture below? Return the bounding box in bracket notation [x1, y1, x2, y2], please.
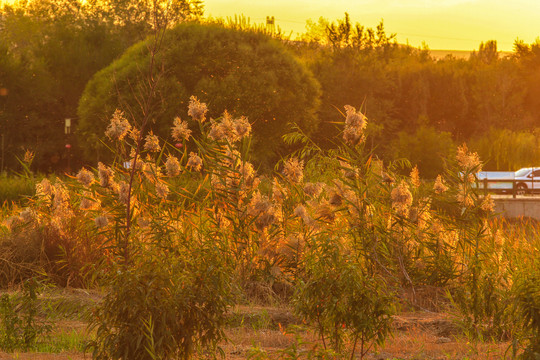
[203, 0, 540, 51]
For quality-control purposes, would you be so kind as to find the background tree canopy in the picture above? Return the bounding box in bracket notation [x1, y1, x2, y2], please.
[77, 22, 321, 166]
[0, 0, 201, 171]
[5, 4, 540, 176]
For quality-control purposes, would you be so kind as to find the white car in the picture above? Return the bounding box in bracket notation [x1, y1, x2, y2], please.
[476, 171, 514, 193]
[514, 167, 540, 194]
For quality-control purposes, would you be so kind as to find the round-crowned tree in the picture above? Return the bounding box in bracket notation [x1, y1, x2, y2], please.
[77, 22, 321, 165]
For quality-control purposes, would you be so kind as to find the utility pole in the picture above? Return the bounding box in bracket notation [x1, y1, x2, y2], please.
[1, 87, 7, 173]
[266, 16, 275, 35]
[65, 118, 71, 174]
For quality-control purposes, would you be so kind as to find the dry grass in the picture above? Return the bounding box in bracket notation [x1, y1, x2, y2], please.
[219, 309, 512, 359]
[222, 308, 512, 360]
[0, 97, 530, 359]
[378, 326, 510, 360]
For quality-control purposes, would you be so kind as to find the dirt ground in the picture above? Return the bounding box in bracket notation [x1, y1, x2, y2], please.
[221, 308, 511, 360]
[0, 305, 513, 360]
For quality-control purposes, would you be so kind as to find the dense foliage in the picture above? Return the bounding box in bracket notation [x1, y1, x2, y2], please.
[0, 0, 201, 171]
[2, 5, 540, 175]
[296, 15, 540, 174]
[2, 5, 540, 174]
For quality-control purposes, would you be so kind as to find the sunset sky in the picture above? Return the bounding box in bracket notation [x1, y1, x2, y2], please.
[203, 0, 540, 51]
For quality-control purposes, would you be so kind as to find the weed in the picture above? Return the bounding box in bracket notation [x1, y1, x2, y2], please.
[0, 279, 51, 351]
[87, 248, 233, 360]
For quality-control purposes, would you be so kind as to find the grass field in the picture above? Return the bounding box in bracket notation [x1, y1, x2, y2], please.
[0, 289, 513, 360]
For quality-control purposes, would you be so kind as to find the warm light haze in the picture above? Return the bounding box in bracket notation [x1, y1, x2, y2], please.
[203, 0, 540, 51]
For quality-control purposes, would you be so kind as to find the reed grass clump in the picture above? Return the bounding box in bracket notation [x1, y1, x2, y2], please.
[0, 96, 539, 358]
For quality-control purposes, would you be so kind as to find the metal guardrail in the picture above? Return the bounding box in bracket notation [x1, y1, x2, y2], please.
[477, 178, 533, 199]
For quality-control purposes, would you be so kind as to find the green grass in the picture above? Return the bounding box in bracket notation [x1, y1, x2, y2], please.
[0, 287, 96, 354]
[32, 328, 88, 353]
[38, 289, 100, 321]
[0, 173, 35, 205]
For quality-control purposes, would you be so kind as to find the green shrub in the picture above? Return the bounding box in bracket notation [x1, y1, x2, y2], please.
[77, 22, 320, 167]
[88, 249, 233, 360]
[514, 258, 540, 359]
[0, 173, 35, 205]
[293, 236, 395, 359]
[0, 279, 51, 351]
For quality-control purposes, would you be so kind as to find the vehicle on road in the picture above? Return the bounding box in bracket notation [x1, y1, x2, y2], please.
[514, 167, 540, 195]
[476, 171, 514, 194]
[476, 168, 540, 195]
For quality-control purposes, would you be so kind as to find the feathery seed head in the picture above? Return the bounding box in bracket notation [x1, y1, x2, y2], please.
[188, 95, 208, 123]
[247, 191, 277, 230]
[98, 162, 114, 188]
[94, 215, 109, 228]
[391, 180, 413, 216]
[53, 182, 70, 210]
[344, 105, 367, 128]
[187, 152, 203, 172]
[80, 192, 101, 211]
[234, 116, 251, 138]
[343, 105, 367, 145]
[165, 156, 181, 177]
[481, 194, 495, 212]
[283, 158, 304, 184]
[36, 178, 53, 199]
[171, 117, 192, 141]
[410, 166, 420, 188]
[77, 168, 95, 187]
[304, 182, 324, 198]
[105, 109, 131, 140]
[315, 201, 335, 222]
[118, 181, 130, 204]
[23, 149, 34, 164]
[208, 111, 239, 142]
[155, 182, 169, 200]
[433, 175, 448, 194]
[456, 144, 481, 172]
[19, 208, 36, 223]
[129, 128, 141, 142]
[142, 161, 162, 181]
[144, 131, 161, 152]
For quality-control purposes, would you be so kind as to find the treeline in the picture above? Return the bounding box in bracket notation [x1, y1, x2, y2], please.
[1, 2, 540, 176]
[293, 15, 540, 176]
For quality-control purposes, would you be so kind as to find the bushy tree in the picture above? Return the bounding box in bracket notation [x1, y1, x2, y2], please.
[391, 126, 455, 178]
[0, 40, 58, 171]
[471, 128, 540, 170]
[77, 22, 321, 166]
[0, 2, 124, 171]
